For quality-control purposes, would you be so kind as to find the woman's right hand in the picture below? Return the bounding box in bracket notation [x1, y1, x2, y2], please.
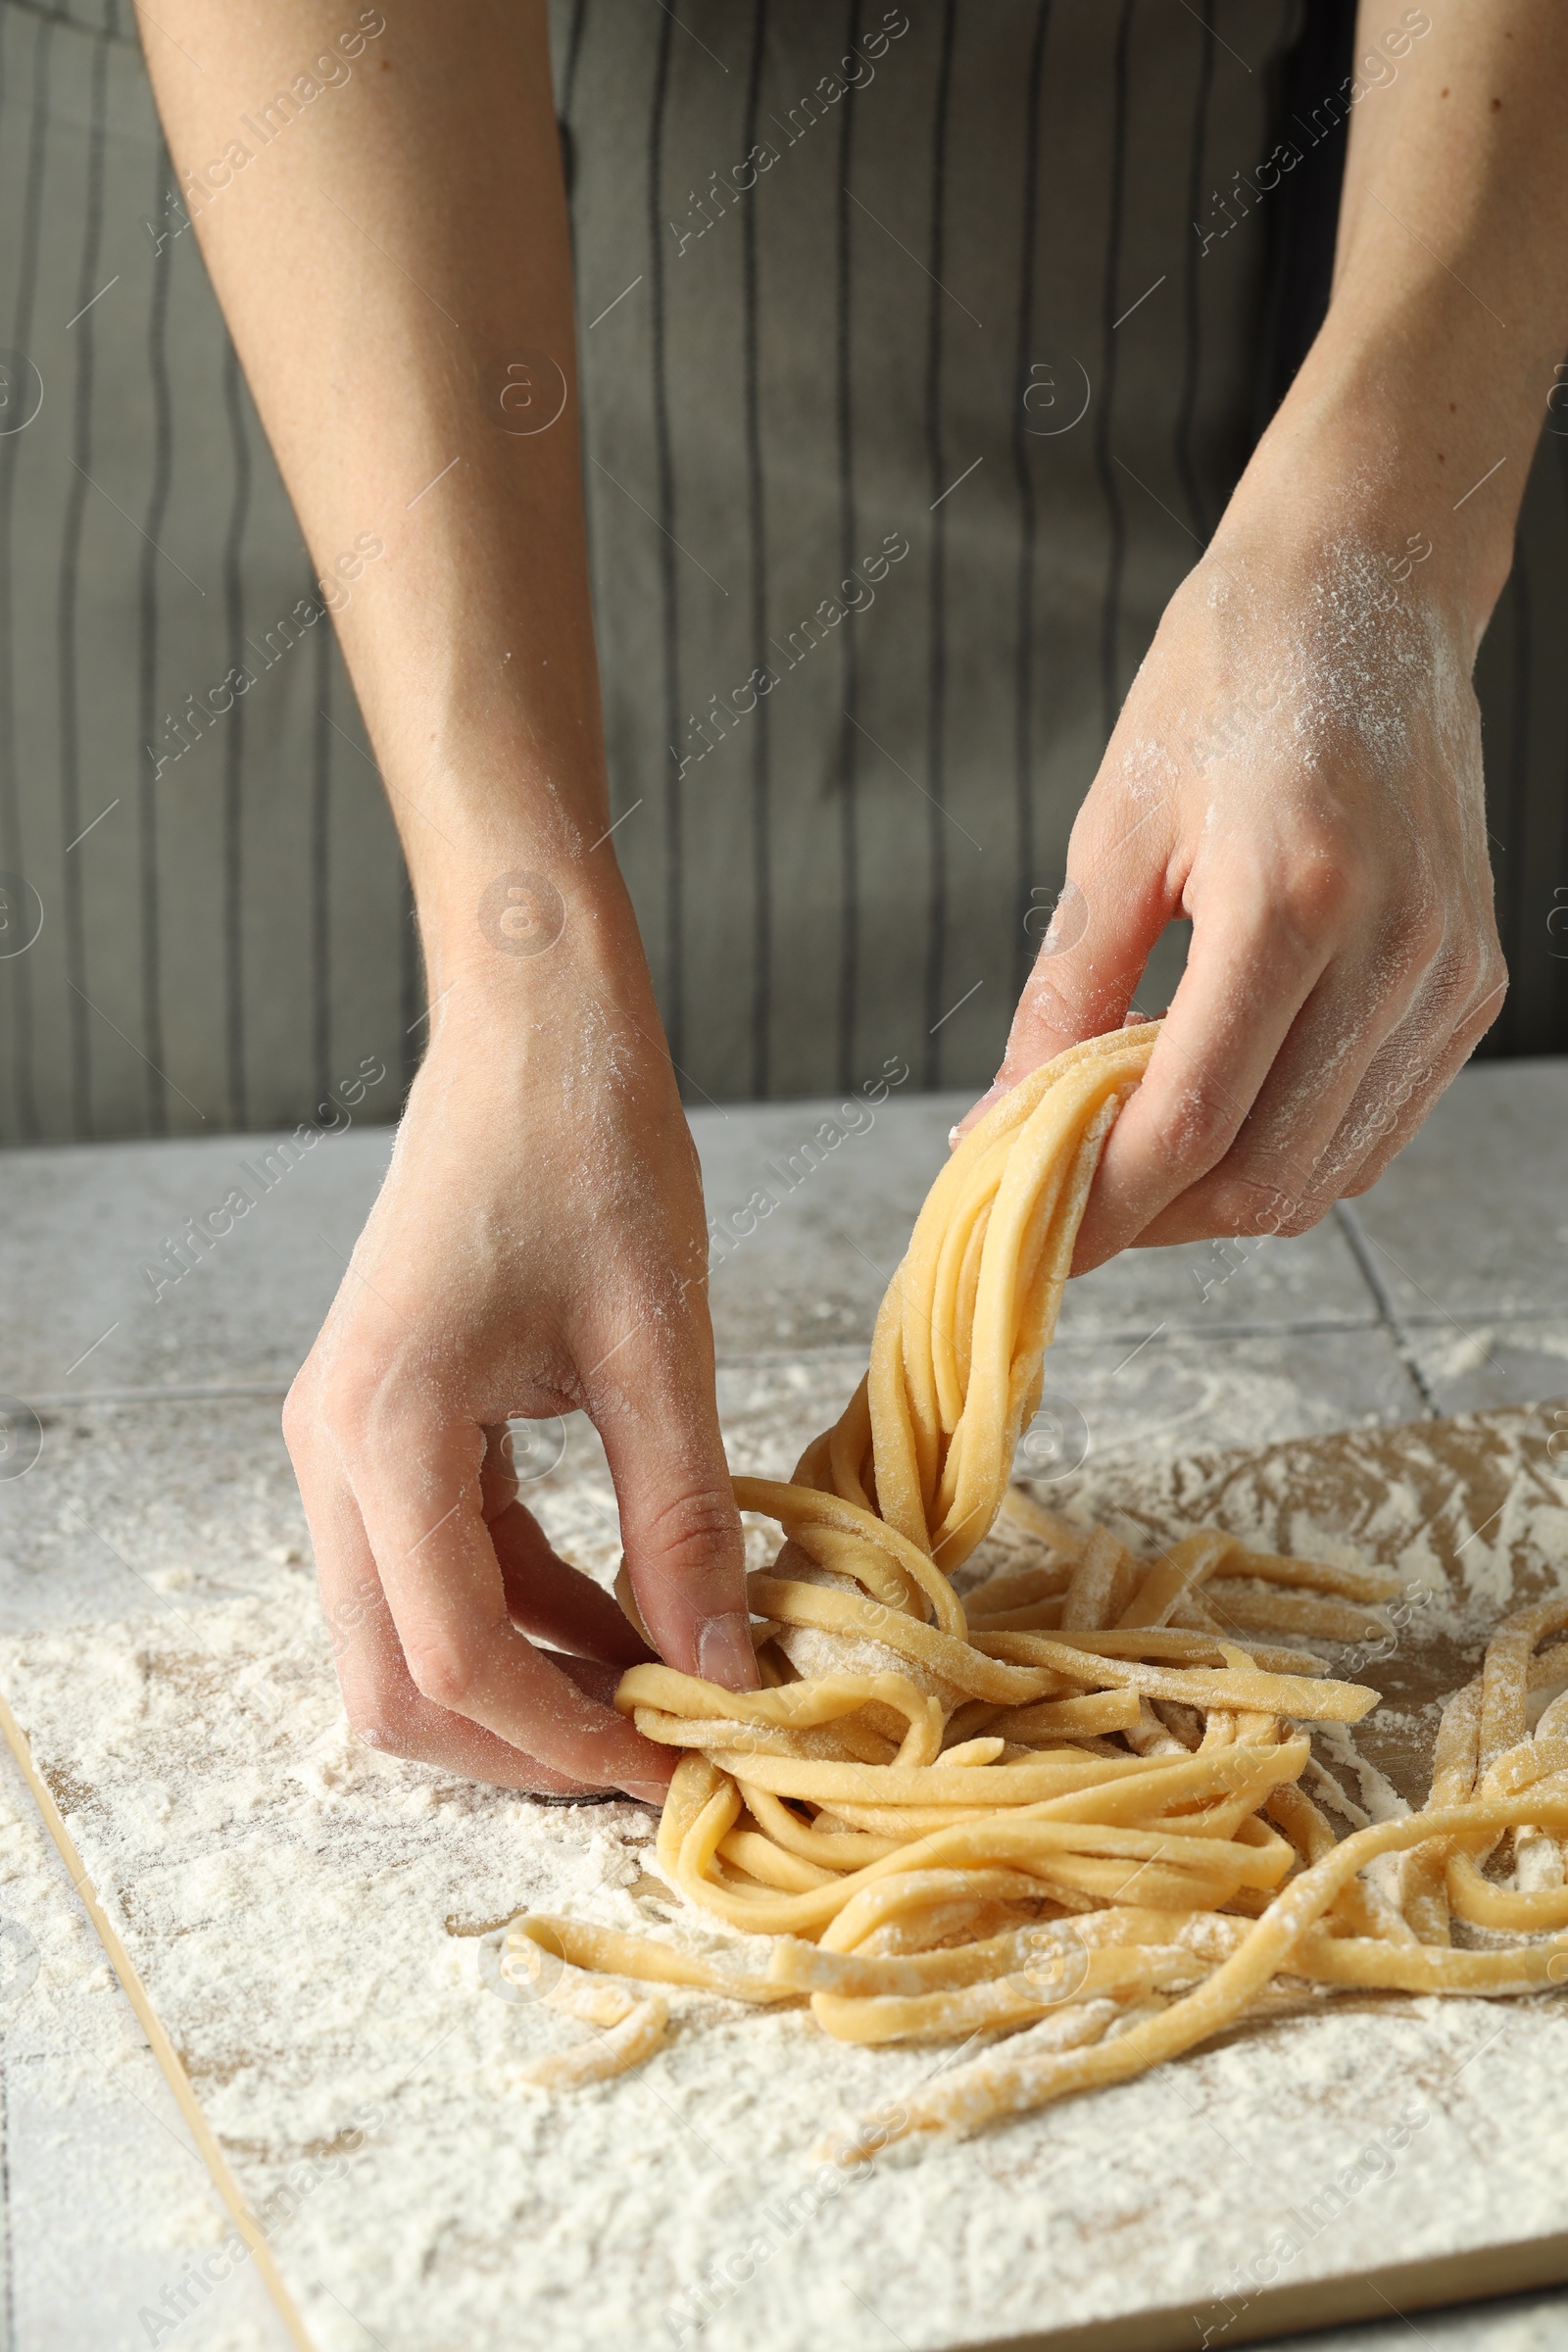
[283, 877, 757, 1798]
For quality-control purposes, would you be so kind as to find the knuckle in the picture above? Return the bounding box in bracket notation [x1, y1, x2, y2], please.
[1271, 1193, 1328, 1239]
[1193, 1176, 1261, 1235]
[1447, 923, 1485, 984]
[1160, 1070, 1247, 1173]
[1429, 943, 1482, 1014]
[1348, 1068, 1415, 1141]
[403, 1632, 482, 1713]
[632, 1481, 742, 1582]
[316, 1372, 439, 1474]
[1268, 834, 1361, 943]
[1383, 899, 1446, 974]
[281, 1372, 320, 1458]
[1201, 1174, 1311, 1239]
[313, 1370, 382, 1453]
[1471, 946, 1508, 1017]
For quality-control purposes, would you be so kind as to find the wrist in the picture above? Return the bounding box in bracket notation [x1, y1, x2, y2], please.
[413, 847, 661, 1051]
[384, 716, 635, 995]
[1228, 300, 1533, 650]
[424, 845, 641, 987]
[342, 509, 620, 921]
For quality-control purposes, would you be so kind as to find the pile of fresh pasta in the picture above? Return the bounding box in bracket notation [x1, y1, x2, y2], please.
[500, 1024, 1568, 2147]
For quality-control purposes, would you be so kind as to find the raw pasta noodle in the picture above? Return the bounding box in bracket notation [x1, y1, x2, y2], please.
[498, 1025, 1568, 2143]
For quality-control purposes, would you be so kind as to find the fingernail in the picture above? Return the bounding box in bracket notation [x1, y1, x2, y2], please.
[698, 1611, 758, 1691]
[952, 1085, 1003, 1149]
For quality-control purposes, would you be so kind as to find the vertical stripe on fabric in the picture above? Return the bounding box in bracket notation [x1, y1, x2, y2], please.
[0, 0, 8, 1165]
[1094, 0, 1137, 747]
[0, 9, 54, 1141]
[58, 28, 111, 1136]
[560, 0, 590, 121]
[1174, 0, 1215, 541]
[920, 0, 958, 1087]
[400, 869, 421, 1098]
[1499, 543, 1531, 1054]
[0, 26, 8, 979]
[646, 8, 683, 1072]
[833, 0, 864, 1093]
[311, 604, 331, 1102]
[1009, 0, 1054, 1001]
[740, 0, 770, 1097]
[137, 140, 174, 1136]
[1559, 439, 1568, 996]
[220, 339, 251, 1129]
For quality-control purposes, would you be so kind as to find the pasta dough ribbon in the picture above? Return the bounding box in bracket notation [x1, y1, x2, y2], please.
[491, 1024, 1568, 2143]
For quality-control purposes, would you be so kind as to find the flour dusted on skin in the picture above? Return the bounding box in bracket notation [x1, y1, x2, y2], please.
[1114, 735, 1180, 805]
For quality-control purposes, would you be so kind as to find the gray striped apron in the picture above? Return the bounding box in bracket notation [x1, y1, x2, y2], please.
[0, 0, 1561, 1144]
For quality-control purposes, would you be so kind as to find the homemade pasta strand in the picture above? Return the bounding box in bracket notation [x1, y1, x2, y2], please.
[496, 1025, 1568, 2143]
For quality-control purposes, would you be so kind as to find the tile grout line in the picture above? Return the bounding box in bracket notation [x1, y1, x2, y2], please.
[12, 1316, 1399, 1407]
[14, 1382, 294, 1409]
[0, 1694, 318, 2352]
[714, 1316, 1386, 1369]
[24, 1292, 1557, 1411]
[1043, 1312, 1382, 1346]
[1332, 1202, 1442, 1417]
[0, 2018, 11, 2352]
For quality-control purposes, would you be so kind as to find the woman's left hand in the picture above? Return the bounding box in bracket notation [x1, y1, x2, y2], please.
[957, 480, 1505, 1272]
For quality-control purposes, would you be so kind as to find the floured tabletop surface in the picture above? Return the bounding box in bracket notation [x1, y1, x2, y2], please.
[5, 1401, 1568, 2352]
[1054, 1400, 1568, 1814]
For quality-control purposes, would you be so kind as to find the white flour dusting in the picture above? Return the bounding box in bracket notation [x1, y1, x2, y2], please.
[3, 1404, 1568, 2352]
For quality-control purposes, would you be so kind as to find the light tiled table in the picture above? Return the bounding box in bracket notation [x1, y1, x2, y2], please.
[0, 1058, 1565, 2352]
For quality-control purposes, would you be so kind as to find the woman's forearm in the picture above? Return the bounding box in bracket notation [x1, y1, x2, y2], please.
[138, 0, 613, 972]
[1238, 0, 1568, 642]
[142, 6, 759, 1795]
[967, 2, 1563, 1258]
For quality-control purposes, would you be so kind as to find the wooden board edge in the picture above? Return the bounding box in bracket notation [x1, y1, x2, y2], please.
[967, 2228, 1568, 2352]
[0, 1681, 319, 2352]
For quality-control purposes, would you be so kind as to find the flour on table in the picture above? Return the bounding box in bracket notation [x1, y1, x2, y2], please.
[3, 1403, 1568, 2352]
